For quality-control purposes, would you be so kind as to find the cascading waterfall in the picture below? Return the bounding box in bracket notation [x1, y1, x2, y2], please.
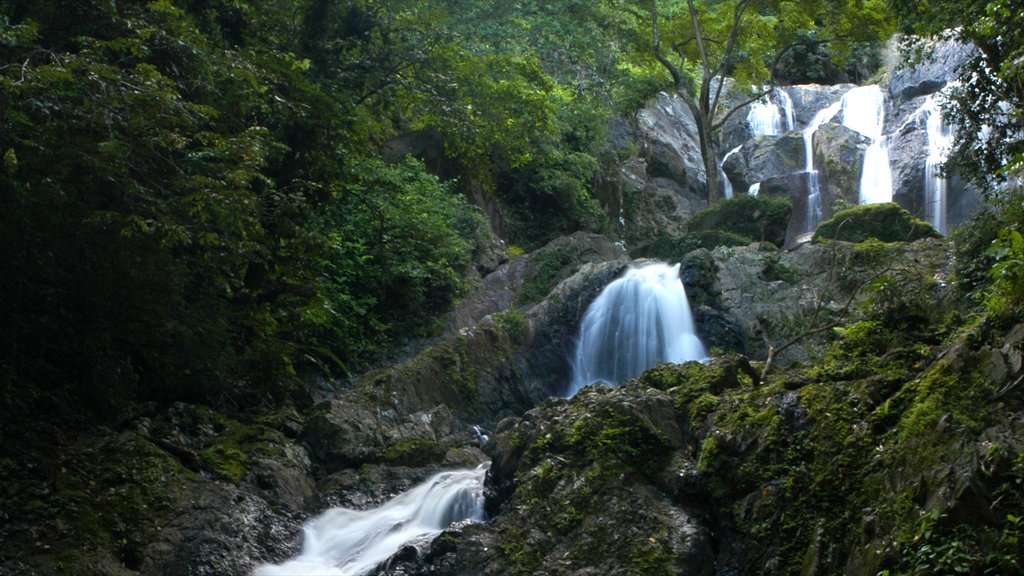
[922, 95, 953, 234]
[839, 85, 893, 204]
[719, 145, 743, 199]
[252, 466, 487, 576]
[747, 88, 795, 136]
[800, 101, 843, 238]
[778, 89, 796, 132]
[568, 262, 706, 396]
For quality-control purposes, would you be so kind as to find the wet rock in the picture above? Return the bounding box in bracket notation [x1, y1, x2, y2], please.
[787, 84, 855, 126]
[301, 401, 455, 473]
[723, 132, 805, 192]
[813, 122, 869, 207]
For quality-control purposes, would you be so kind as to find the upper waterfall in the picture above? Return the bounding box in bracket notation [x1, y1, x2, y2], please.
[747, 88, 796, 137]
[922, 95, 953, 234]
[568, 262, 706, 396]
[839, 85, 893, 204]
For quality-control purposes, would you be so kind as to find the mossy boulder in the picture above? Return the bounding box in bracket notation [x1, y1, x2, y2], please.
[812, 202, 941, 243]
[687, 194, 792, 248]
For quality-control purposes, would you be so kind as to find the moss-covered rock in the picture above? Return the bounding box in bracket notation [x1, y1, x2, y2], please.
[812, 202, 941, 243]
[687, 194, 793, 248]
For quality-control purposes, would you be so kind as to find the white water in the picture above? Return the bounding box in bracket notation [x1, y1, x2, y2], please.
[719, 145, 743, 199]
[839, 85, 893, 204]
[253, 466, 487, 576]
[748, 182, 761, 197]
[568, 262, 706, 396]
[801, 101, 843, 236]
[921, 95, 953, 234]
[747, 88, 795, 136]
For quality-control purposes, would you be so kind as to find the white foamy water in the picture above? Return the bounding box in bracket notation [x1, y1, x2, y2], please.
[252, 466, 487, 576]
[747, 88, 795, 136]
[568, 262, 706, 396]
[921, 95, 953, 234]
[801, 100, 843, 235]
[839, 85, 893, 204]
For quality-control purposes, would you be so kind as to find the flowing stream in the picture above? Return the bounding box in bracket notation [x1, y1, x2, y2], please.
[568, 262, 706, 395]
[253, 466, 487, 576]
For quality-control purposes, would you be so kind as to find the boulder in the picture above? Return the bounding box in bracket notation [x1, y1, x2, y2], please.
[787, 84, 855, 127]
[813, 122, 870, 207]
[723, 132, 805, 192]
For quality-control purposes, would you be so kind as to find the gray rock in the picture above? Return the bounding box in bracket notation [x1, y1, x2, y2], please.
[888, 38, 976, 103]
[636, 91, 707, 198]
[888, 96, 931, 216]
[723, 132, 806, 192]
[813, 122, 870, 208]
[787, 84, 855, 127]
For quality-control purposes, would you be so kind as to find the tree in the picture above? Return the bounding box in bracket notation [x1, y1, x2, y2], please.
[646, 0, 893, 203]
[889, 0, 1024, 318]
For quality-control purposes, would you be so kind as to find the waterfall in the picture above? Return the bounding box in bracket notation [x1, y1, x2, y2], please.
[839, 85, 893, 204]
[922, 95, 953, 234]
[252, 466, 487, 576]
[568, 262, 706, 396]
[800, 101, 843, 238]
[778, 89, 796, 132]
[719, 145, 743, 199]
[747, 88, 795, 137]
[748, 182, 761, 196]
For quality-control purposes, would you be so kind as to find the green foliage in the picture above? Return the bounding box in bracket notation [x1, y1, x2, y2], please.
[687, 194, 792, 247]
[984, 205, 1024, 320]
[891, 1, 1024, 196]
[0, 0, 485, 420]
[812, 203, 941, 243]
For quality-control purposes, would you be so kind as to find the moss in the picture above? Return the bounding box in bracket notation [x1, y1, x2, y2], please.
[687, 194, 792, 247]
[199, 443, 248, 482]
[492, 309, 528, 343]
[812, 203, 941, 243]
[381, 438, 446, 466]
[517, 244, 577, 303]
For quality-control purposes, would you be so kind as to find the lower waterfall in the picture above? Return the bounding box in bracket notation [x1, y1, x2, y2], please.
[567, 262, 706, 396]
[252, 466, 487, 576]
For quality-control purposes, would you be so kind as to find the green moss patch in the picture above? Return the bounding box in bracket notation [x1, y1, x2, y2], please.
[813, 203, 940, 243]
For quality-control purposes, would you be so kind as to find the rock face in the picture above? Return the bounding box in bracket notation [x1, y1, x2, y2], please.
[888, 38, 975, 104]
[602, 93, 709, 243]
[723, 132, 805, 193]
[701, 238, 948, 364]
[389, 312, 1024, 576]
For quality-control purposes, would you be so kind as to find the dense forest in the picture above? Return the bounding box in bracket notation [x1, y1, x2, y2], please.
[1, 0, 1022, 575]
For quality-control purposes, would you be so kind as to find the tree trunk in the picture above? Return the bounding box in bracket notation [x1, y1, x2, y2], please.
[695, 108, 722, 204]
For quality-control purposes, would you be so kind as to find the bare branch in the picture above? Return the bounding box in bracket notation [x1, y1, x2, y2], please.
[651, 0, 685, 92]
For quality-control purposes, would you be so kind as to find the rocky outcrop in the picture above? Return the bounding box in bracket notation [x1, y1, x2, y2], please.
[722, 132, 805, 193]
[787, 84, 854, 126]
[888, 38, 975, 104]
[602, 93, 709, 243]
[390, 311, 1024, 576]
[702, 238, 948, 364]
